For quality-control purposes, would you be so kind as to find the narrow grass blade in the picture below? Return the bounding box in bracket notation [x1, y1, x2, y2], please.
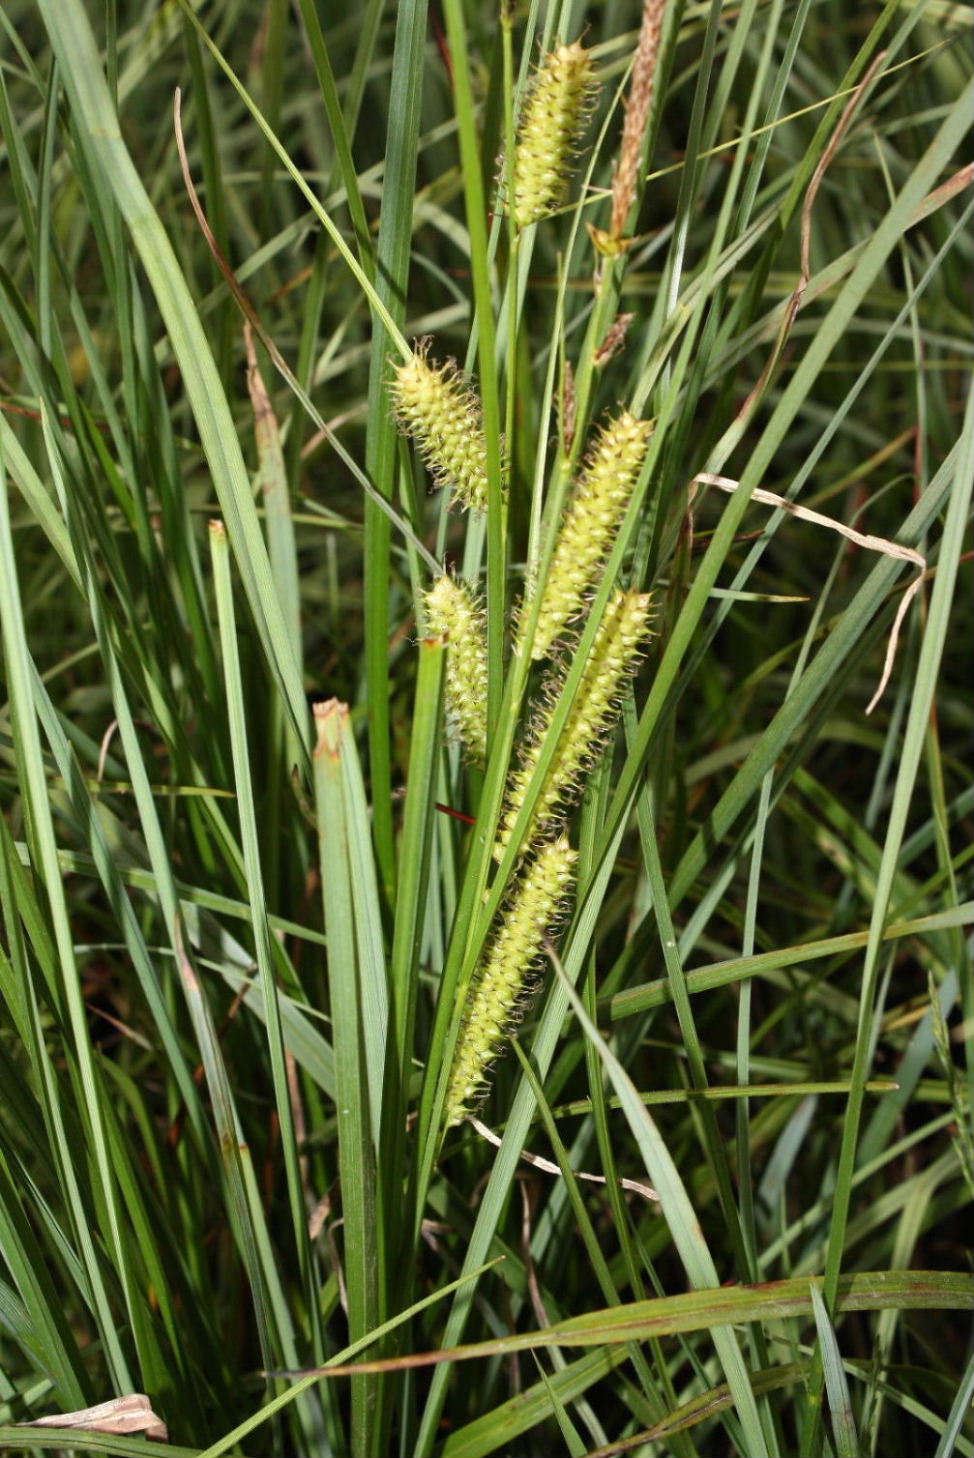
[362, 0, 431, 895]
[209, 521, 322, 1356]
[442, 1347, 630, 1458]
[312, 700, 382, 1455]
[385, 634, 446, 1255]
[933, 1350, 974, 1458]
[298, 1271, 974, 1372]
[810, 1282, 860, 1458]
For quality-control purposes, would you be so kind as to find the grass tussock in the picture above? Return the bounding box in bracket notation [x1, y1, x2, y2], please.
[0, 2, 971, 1456]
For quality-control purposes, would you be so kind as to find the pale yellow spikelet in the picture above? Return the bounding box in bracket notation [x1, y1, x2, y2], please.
[495, 589, 653, 862]
[390, 343, 489, 513]
[532, 411, 652, 660]
[510, 41, 599, 228]
[425, 575, 488, 764]
[444, 836, 577, 1126]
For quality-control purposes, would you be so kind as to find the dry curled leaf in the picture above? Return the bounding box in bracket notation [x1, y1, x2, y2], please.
[18, 1393, 168, 1442]
[692, 472, 926, 713]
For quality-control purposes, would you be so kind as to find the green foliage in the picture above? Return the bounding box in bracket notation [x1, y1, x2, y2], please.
[0, 1, 971, 1455]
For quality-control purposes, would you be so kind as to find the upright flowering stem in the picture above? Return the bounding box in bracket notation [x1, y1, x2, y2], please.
[424, 576, 488, 764]
[444, 836, 577, 1126]
[589, 0, 668, 261]
[610, 0, 668, 242]
[390, 343, 490, 513]
[510, 41, 599, 228]
[532, 411, 653, 660]
[496, 589, 653, 862]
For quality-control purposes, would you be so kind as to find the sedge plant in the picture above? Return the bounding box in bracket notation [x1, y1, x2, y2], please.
[0, 3, 971, 1458]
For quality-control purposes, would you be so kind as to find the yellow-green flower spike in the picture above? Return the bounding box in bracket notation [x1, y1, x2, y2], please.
[511, 41, 599, 228]
[390, 344, 489, 513]
[532, 411, 652, 660]
[495, 589, 653, 862]
[424, 575, 488, 764]
[444, 836, 577, 1126]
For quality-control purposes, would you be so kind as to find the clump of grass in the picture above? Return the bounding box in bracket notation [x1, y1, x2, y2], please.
[0, 2, 969, 1456]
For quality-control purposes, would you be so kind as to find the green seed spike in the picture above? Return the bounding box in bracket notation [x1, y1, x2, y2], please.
[424, 575, 488, 764]
[444, 836, 577, 1127]
[532, 411, 653, 660]
[390, 342, 489, 513]
[511, 41, 599, 228]
[495, 589, 653, 863]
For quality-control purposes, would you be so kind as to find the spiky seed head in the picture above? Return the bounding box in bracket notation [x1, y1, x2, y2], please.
[390, 343, 489, 513]
[510, 41, 599, 228]
[495, 589, 653, 862]
[425, 575, 488, 764]
[444, 836, 577, 1126]
[532, 411, 652, 660]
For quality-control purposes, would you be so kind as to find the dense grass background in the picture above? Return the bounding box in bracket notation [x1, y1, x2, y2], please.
[0, 1, 971, 1455]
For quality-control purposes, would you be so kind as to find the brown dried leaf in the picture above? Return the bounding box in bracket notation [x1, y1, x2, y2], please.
[18, 1393, 168, 1442]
